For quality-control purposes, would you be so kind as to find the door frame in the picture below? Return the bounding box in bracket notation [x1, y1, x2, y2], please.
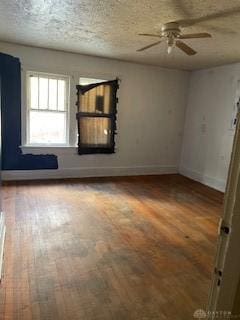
[207, 107, 240, 317]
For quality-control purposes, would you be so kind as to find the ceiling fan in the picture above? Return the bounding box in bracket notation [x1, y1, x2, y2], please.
[137, 21, 212, 55]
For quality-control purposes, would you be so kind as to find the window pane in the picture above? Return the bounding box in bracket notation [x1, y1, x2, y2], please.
[103, 85, 111, 113]
[49, 79, 57, 110]
[79, 84, 112, 114]
[39, 77, 48, 109]
[79, 117, 111, 146]
[58, 80, 65, 111]
[29, 111, 66, 144]
[30, 76, 38, 109]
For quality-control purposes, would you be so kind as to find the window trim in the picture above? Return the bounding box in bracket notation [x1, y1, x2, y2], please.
[26, 71, 70, 146]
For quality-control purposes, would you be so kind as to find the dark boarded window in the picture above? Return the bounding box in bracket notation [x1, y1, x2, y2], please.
[76, 79, 119, 154]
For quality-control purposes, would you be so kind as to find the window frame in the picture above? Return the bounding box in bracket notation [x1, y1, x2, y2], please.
[26, 71, 70, 147]
[76, 79, 119, 155]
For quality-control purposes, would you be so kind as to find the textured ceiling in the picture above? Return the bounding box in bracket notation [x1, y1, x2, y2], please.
[1, 0, 240, 70]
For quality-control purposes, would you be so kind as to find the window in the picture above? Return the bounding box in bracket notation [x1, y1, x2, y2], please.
[26, 72, 69, 145]
[76, 78, 119, 154]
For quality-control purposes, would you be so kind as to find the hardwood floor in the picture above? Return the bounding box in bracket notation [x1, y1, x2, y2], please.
[0, 174, 223, 320]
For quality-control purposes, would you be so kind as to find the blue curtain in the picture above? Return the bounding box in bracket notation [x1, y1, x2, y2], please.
[0, 52, 58, 170]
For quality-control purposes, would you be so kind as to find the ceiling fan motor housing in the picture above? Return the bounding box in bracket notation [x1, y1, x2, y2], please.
[161, 22, 181, 38]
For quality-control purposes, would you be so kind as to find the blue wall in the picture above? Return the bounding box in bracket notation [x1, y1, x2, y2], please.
[0, 52, 58, 170]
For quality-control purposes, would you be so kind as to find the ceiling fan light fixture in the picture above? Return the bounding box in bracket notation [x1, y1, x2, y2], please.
[167, 45, 173, 54]
[167, 37, 175, 54]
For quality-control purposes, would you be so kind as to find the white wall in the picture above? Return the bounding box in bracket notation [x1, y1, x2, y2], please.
[0, 42, 190, 180]
[180, 64, 240, 192]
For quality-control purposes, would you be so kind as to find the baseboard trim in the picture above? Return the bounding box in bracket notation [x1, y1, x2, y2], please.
[2, 165, 178, 181]
[2, 165, 226, 191]
[179, 166, 226, 192]
[0, 212, 6, 281]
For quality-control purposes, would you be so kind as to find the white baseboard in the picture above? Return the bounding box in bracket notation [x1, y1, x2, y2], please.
[2, 165, 178, 181]
[179, 166, 226, 192]
[3, 165, 226, 192]
[0, 212, 6, 280]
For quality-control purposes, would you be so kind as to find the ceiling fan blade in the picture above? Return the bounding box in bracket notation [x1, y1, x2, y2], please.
[175, 6, 240, 27]
[204, 24, 236, 35]
[179, 32, 211, 39]
[137, 41, 162, 52]
[138, 33, 162, 38]
[175, 40, 196, 55]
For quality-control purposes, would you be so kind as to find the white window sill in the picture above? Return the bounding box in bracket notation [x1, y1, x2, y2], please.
[20, 145, 78, 155]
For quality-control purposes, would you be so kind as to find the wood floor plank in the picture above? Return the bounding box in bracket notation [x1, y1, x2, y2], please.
[0, 174, 223, 320]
